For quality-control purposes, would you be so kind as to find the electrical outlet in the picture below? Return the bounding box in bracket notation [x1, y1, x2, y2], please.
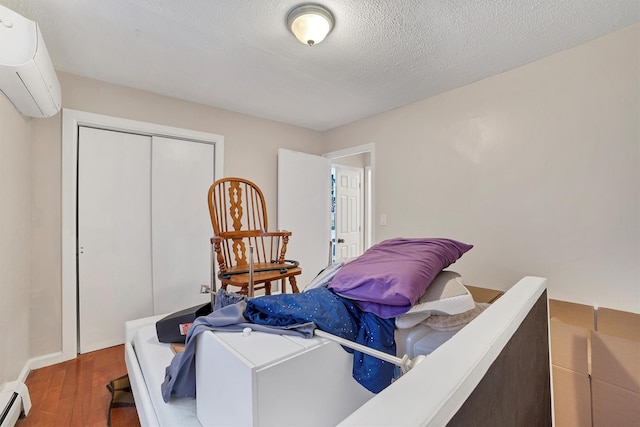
[380, 214, 387, 226]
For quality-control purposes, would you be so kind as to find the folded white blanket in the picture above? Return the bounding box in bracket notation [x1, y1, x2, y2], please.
[426, 303, 490, 331]
[395, 271, 475, 329]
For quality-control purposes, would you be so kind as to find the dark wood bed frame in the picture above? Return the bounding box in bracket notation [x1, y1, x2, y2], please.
[448, 291, 551, 426]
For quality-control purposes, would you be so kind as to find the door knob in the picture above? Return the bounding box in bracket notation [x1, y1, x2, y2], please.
[337, 238, 345, 243]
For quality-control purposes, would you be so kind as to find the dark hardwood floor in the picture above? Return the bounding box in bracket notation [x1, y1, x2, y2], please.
[16, 345, 139, 427]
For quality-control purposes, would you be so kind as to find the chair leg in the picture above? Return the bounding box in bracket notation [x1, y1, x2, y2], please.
[289, 276, 299, 293]
[265, 282, 272, 295]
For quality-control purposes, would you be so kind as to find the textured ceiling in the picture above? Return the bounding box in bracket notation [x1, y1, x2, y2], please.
[1, 0, 638, 130]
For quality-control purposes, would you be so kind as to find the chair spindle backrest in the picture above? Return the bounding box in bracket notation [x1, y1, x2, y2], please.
[208, 178, 280, 270]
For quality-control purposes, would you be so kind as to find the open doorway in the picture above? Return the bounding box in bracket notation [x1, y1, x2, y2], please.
[326, 144, 374, 263]
[277, 144, 374, 289]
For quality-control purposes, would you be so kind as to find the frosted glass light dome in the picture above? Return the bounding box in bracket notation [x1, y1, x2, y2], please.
[287, 5, 334, 46]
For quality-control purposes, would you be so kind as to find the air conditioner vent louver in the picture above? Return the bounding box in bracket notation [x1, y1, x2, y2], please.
[0, 5, 61, 118]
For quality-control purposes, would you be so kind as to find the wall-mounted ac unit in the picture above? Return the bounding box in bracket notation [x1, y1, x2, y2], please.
[0, 5, 61, 118]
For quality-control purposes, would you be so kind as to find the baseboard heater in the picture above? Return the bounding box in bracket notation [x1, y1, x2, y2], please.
[0, 382, 30, 427]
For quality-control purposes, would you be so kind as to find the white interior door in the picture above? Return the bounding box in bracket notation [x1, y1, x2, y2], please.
[151, 136, 213, 314]
[278, 149, 331, 289]
[78, 127, 153, 353]
[334, 165, 363, 261]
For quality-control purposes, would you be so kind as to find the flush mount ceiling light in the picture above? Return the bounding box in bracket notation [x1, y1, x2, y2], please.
[287, 4, 334, 46]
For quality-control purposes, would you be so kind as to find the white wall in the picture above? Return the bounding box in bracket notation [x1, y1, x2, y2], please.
[28, 72, 324, 358]
[0, 95, 32, 388]
[323, 24, 640, 313]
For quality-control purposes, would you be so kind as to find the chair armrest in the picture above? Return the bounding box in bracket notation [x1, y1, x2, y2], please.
[262, 230, 292, 237]
[216, 230, 292, 240]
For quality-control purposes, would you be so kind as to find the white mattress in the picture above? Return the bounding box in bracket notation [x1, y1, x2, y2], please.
[129, 322, 201, 427]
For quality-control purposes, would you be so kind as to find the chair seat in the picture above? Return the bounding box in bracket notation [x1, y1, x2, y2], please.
[220, 265, 302, 294]
[221, 266, 302, 286]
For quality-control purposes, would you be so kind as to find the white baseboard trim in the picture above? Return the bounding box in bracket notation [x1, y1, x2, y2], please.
[0, 351, 75, 427]
[0, 350, 76, 427]
[28, 351, 74, 370]
[16, 362, 29, 385]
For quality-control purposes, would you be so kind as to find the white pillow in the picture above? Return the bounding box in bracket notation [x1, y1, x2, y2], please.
[395, 271, 475, 329]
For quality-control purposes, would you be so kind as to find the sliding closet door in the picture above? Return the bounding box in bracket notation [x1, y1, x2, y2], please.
[77, 127, 153, 353]
[151, 136, 213, 314]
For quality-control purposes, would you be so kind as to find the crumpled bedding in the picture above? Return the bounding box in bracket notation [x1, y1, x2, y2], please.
[160, 299, 315, 402]
[246, 287, 396, 393]
[161, 288, 396, 402]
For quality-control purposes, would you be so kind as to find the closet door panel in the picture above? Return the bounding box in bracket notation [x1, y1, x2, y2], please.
[78, 127, 153, 353]
[151, 136, 213, 314]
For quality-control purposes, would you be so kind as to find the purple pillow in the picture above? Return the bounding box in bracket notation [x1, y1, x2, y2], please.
[328, 238, 473, 318]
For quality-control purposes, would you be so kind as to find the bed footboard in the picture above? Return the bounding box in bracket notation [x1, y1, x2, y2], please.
[339, 276, 551, 426]
[447, 287, 551, 426]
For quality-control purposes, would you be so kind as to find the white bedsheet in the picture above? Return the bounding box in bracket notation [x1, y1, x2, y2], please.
[129, 321, 201, 427]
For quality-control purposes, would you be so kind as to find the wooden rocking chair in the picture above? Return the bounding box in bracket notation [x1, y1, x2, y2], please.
[208, 177, 301, 296]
